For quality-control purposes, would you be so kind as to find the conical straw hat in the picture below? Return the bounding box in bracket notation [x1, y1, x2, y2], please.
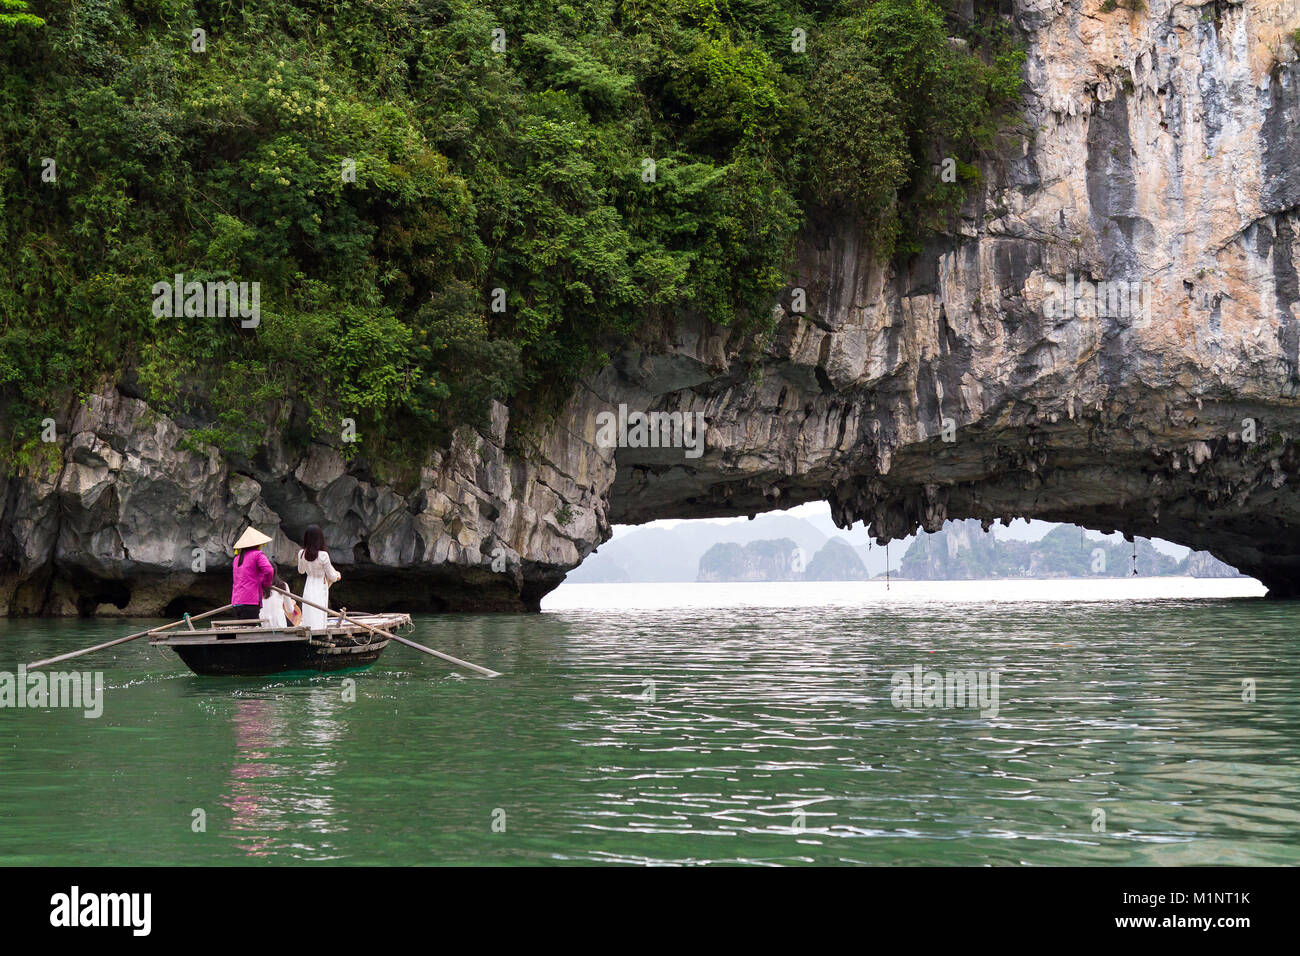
[233, 527, 272, 550]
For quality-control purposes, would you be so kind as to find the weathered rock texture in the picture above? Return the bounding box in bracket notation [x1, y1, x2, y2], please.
[3, 0, 1299, 613]
[0, 389, 610, 614]
[1185, 549, 1248, 575]
[605, 0, 1300, 593]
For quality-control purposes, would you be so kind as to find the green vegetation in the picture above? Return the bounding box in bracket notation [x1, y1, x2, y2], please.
[806, 0, 1022, 254]
[0, 0, 1024, 471]
[0, 0, 44, 29]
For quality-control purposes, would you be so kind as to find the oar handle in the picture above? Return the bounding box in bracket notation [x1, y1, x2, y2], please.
[272, 586, 500, 678]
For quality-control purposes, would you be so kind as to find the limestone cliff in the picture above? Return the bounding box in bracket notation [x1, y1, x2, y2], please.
[606, 0, 1300, 593]
[3, 0, 1299, 613]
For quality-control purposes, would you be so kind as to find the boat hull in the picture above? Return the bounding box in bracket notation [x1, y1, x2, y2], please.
[149, 613, 411, 677]
[173, 638, 390, 677]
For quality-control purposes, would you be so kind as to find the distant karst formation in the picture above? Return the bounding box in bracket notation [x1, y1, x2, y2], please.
[898, 519, 1241, 581]
[691, 520, 1242, 583]
[697, 537, 868, 582]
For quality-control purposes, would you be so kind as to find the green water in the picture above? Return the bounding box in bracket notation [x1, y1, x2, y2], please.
[2, 592, 1299, 865]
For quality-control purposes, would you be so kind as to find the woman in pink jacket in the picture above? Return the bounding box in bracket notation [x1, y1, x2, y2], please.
[230, 527, 275, 629]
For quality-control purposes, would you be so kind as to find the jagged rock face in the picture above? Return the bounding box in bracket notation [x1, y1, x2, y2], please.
[0, 388, 613, 615]
[1185, 549, 1247, 576]
[2, 0, 1299, 614]
[605, 0, 1300, 595]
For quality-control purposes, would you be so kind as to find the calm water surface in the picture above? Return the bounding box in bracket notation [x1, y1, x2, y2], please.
[2, 578, 1297, 865]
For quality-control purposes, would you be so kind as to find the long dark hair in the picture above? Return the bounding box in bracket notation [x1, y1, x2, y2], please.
[302, 525, 326, 562]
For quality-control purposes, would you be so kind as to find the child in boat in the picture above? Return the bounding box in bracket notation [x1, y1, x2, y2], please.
[259, 578, 300, 628]
[297, 525, 341, 631]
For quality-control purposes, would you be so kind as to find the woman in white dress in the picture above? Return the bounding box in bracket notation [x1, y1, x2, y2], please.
[259, 577, 300, 628]
[297, 525, 341, 631]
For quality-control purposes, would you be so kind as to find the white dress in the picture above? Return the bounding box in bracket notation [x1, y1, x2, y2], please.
[298, 549, 341, 631]
[259, 593, 290, 628]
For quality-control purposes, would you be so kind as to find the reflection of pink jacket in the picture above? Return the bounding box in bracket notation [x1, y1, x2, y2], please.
[232, 550, 274, 606]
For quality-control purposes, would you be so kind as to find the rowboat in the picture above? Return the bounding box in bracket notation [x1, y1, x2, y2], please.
[28, 587, 498, 678]
[147, 613, 414, 677]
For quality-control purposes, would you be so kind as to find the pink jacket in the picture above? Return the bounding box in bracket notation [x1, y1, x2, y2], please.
[232, 549, 274, 606]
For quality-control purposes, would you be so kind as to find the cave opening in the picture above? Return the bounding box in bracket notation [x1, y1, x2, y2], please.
[76, 581, 131, 617]
[567, 501, 1246, 587]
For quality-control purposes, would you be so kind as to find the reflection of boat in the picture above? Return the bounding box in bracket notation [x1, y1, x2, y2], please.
[148, 613, 413, 677]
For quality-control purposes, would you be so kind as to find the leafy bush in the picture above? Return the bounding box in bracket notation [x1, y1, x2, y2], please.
[806, 0, 1024, 254]
[0, 0, 43, 29]
[0, 0, 1023, 468]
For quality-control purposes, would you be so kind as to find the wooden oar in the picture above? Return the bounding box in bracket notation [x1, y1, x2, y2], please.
[273, 586, 501, 678]
[27, 603, 238, 669]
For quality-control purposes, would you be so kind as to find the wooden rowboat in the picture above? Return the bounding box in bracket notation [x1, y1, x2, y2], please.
[148, 613, 413, 677]
[29, 588, 497, 678]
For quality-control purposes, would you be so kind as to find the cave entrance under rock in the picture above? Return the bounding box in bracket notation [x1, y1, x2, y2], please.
[74, 580, 131, 618]
[597, 407, 1291, 596]
[568, 501, 1242, 587]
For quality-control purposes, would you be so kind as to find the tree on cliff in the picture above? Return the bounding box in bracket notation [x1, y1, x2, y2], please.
[0, 0, 43, 29]
[0, 0, 1023, 473]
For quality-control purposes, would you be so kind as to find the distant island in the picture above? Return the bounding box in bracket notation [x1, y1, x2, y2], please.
[897, 520, 1241, 581]
[569, 513, 1244, 583]
[698, 537, 867, 582]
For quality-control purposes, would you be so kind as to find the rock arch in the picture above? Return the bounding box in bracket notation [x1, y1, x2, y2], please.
[4, 2, 1300, 613]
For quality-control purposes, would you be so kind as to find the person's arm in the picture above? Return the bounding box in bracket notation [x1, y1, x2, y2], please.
[257, 551, 275, 593]
[297, 549, 306, 574]
[322, 551, 342, 584]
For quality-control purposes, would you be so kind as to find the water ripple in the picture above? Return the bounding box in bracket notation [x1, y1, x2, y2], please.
[1, 583, 1297, 864]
